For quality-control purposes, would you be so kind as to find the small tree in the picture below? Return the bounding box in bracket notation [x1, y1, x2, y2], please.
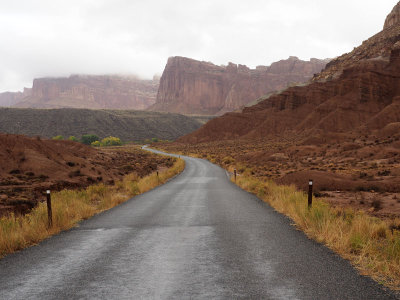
[101, 136, 122, 146]
[68, 136, 78, 141]
[81, 134, 99, 145]
[52, 135, 64, 140]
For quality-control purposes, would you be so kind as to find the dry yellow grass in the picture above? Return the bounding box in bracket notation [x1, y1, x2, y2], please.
[232, 173, 400, 290]
[0, 158, 185, 258]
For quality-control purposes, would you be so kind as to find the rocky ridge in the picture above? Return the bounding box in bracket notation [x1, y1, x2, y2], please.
[314, 1, 400, 82]
[4, 75, 158, 110]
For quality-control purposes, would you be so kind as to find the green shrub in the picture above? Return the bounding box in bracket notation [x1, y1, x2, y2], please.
[81, 134, 99, 145]
[52, 135, 64, 140]
[151, 137, 159, 143]
[68, 136, 78, 141]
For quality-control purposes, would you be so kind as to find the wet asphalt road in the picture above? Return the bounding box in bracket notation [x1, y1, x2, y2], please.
[0, 148, 397, 299]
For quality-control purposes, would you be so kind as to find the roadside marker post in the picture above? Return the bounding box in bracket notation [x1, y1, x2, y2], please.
[308, 179, 313, 209]
[234, 169, 237, 182]
[46, 190, 52, 227]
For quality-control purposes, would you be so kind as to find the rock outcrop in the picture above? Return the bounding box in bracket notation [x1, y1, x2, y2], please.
[180, 30, 400, 143]
[149, 56, 328, 115]
[315, 1, 400, 82]
[384, 1, 400, 29]
[11, 75, 158, 109]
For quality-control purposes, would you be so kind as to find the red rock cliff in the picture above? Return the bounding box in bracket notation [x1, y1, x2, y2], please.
[149, 56, 328, 115]
[13, 75, 158, 109]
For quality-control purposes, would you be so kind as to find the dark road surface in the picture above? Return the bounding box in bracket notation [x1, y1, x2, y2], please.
[0, 148, 397, 299]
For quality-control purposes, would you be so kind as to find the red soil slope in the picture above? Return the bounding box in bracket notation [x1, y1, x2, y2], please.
[0, 134, 173, 216]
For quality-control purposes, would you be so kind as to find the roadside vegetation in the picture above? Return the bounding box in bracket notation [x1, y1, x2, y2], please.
[0, 157, 185, 258]
[230, 168, 400, 290]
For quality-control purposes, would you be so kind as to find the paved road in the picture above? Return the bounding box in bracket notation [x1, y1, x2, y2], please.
[0, 149, 397, 299]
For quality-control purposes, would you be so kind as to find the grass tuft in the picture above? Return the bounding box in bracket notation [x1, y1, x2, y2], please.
[233, 173, 400, 290]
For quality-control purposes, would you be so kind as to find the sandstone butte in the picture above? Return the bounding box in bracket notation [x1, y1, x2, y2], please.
[180, 3, 400, 143]
[0, 75, 159, 110]
[148, 56, 329, 115]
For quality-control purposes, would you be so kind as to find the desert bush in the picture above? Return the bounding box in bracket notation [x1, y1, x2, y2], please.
[151, 137, 159, 143]
[52, 135, 64, 140]
[68, 136, 78, 141]
[81, 134, 99, 145]
[100, 136, 122, 146]
[91, 141, 101, 147]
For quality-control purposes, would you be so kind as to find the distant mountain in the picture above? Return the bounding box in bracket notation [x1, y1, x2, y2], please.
[148, 56, 329, 115]
[180, 3, 400, 143]
[0, 108, 202, 141]
[2, 75, 159, 110]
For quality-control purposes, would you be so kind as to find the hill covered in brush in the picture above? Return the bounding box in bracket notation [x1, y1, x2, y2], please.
[0, 108, 202, 141]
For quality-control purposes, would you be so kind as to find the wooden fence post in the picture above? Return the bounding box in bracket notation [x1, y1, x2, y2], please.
[308, 179, 313, 209]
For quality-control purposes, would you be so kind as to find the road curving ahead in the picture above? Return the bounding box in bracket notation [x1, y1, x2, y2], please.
[0, 148, 397, 299]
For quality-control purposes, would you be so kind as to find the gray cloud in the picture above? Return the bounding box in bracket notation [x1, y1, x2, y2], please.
[0, 0, 397, 91]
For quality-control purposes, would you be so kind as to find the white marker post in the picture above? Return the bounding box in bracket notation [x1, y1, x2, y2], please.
[46, 190, 52, 227]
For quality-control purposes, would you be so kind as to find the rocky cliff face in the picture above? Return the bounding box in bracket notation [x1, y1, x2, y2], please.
[180, 36, 400, 143]
[314, 2, 400, 82]
[384, 1, 400, 29]
[149, 56, 328, 115]
[12, 75, 158, 109]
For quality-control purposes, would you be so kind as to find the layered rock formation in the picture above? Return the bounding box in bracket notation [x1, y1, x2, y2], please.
[149, 56, 329, 115]
[180, 8, 400, 143]
[11, 75, 158, 109]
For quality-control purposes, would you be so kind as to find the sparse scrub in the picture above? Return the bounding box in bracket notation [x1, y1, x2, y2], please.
[68, 136, 78, 141]
[232, 173, 400, 290]
[0, 158, 185, 258]
[52, 135, 64, 140]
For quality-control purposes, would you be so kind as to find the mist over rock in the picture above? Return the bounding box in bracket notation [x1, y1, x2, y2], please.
[149, 56, 328, 115]
[7, 75, 158, 110]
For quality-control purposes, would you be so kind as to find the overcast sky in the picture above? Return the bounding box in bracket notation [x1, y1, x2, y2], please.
[0, 0, 397, 92]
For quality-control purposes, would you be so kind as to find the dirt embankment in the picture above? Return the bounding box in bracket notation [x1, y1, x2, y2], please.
[159, 136, 400, 218]
[0, 133, 174, 216]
